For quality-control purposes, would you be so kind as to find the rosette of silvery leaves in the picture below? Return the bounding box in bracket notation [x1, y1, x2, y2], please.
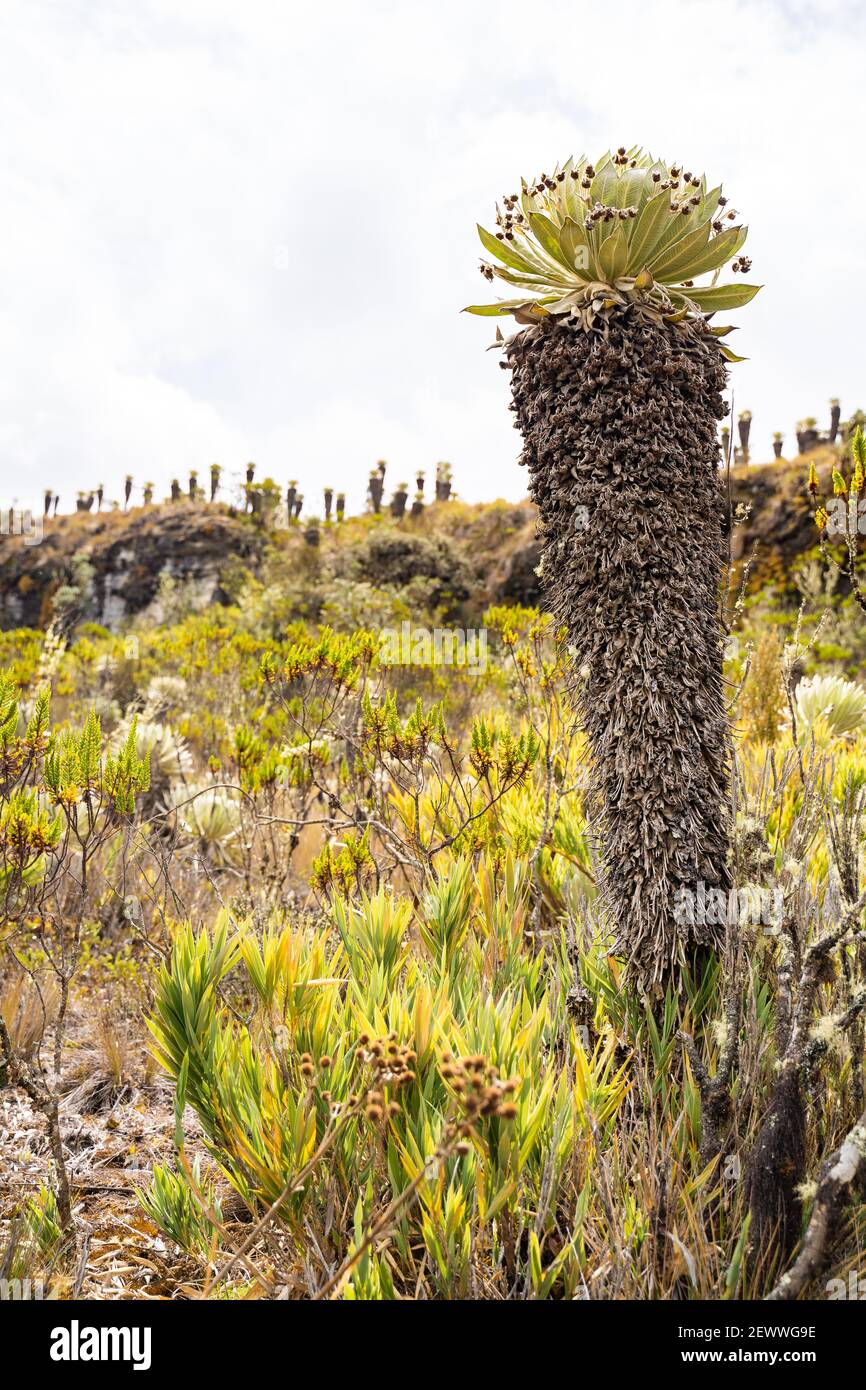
[466, 146, 759, 355]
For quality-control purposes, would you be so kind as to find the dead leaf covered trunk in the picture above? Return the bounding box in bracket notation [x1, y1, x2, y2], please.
[506, 310, 731, 986]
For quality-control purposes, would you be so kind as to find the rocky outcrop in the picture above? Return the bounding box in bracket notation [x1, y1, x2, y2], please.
[0, 505, 264, 630]
[727, 454, 831, 583]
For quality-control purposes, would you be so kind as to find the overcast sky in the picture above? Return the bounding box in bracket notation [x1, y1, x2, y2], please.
[1, 0, 864, 515]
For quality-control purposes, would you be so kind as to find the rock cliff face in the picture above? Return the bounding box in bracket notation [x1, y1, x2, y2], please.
[727, 454, 828, 577]
[0, 457, 833, 631]
[0, 505, 264, 630]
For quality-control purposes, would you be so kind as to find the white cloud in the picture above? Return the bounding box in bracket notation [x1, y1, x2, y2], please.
[1, 0, 864, 515]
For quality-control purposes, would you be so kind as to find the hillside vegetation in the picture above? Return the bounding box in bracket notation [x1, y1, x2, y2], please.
[2, 445, 866, 1301]
[0, 453, 850, 634]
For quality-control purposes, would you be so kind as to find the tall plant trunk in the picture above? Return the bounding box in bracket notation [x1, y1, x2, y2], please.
[829, 401, 841, 444]
[507, 311, 731, 987]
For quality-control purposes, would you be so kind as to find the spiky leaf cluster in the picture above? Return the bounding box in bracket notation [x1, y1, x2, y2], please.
[0, 788, 62, 896]
[138, 1159, 223, 1256]
[469, 716, 539, 787]
[466, 147, 759, 350]
[0, 677, 51, 787]
[362, 692, 446, 764]
[311, 830, 376, 901]
[103, 717, 151, 815]
[263, 629, 378, 692]
[44, 710, 150, 813]
[44, 709, 103, 804]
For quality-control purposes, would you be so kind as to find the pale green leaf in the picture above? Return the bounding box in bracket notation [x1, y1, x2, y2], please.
[597, 224, 629, 282]
[648, 219, 711, 279]
[685, 283, 762, 312]
[626, 189, 677, 273]
[477, 224, 541, 276]
[665, 225, 747, 282]
[492, 266, 573, 291]
[528, 212, 572, 269]
[462, 302, 523, 316]
[558, 218, 592, 278]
